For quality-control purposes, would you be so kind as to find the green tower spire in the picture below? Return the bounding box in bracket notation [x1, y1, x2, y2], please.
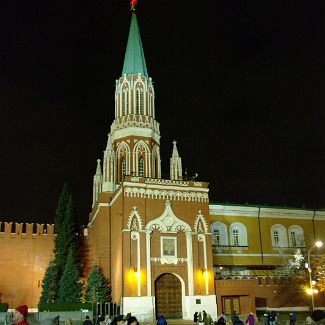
[122, 12, 148, 77]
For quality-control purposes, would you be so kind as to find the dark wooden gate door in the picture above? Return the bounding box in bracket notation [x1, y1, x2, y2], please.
[155, 273, 182, 319]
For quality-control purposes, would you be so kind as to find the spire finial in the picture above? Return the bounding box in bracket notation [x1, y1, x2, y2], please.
[130, 0, 137, 11]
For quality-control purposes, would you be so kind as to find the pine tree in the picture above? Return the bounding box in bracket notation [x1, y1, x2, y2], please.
[54, 187, 81, 279]
[57, 249, 82, 303]
[86, 266, 112, 303]
[39, 183, 82, 304]
[53, 183, 72, 275]
[39, 261, 58, 303]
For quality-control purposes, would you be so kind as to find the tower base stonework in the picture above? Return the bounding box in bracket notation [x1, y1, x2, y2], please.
[121, 295, 217, 321]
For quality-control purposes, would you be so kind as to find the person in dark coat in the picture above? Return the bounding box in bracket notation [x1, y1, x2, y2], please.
[289, 313, 297, 325]
[157, 316, 167, 325]
[263, 313, 269, 325]
[127, 317, 137, 325]
[234, 317, 244, 325]
[217, 316, 226, 325]
[231, 312, 237, 325]
[203, 311, 208, 322]
[110, 315, 126, 325]
[83, 316, 93, 325]
[269, 312, 276, 325]
[194, 313, 199, 323]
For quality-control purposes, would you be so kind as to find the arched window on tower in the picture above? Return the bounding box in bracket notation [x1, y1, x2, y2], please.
[121, 159, 126, 177]
[123, 89, 129, 115]
[136, 88, 143, 115]
[148, 93, 152, 116]
[138, 157, 144, 177]
[154, 157, 158, 178]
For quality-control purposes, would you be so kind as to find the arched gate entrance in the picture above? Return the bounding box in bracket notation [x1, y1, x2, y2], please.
[155, 273, 182, 319]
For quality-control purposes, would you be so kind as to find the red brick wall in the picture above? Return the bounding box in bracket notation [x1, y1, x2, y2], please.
[0, 222, 54, 308]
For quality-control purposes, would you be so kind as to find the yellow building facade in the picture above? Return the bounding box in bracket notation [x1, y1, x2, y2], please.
[210, 204, 325, 314]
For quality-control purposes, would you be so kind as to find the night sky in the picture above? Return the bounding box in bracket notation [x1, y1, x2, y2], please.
[1, 1, 324, 226]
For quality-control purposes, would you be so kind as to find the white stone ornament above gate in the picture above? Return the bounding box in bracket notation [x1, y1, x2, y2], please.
[163, 215, 174, 227]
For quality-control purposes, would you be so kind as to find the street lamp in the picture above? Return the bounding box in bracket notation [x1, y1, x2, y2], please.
[307, 241, 323, 310]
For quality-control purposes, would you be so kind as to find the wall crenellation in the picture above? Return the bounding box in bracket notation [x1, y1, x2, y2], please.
[0, 221, 55, 238]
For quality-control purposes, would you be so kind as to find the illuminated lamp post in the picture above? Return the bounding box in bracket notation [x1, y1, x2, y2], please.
[306, 241, 323, 310]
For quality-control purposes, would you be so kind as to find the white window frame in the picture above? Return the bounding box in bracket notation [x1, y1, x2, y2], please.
[210, 221, 228, 246]
[271, 224, 288, 248]
[160, 236, 178, 265]
[229, 222, 248, 247]
[288, 225, 304, 247]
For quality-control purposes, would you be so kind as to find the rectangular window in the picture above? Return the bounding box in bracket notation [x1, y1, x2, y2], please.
[233, 229, 239, 246]
[213, 229, 220, 246]
[273, 230, 279, 246]
[291, 231, 297, 247]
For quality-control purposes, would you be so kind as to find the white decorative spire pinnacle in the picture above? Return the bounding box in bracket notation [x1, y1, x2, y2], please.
[95, 159, 102, 176]
[102, 133, 116, 192]
[92, 159, 103, 207]
[106, 133, 113, 151]
[170, 140, 182, 181]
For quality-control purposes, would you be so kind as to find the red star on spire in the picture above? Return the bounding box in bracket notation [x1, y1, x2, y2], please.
[130, 0, 137, 11]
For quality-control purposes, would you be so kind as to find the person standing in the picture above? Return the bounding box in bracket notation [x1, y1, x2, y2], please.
[221, 313, 227, 323]
[231, 311, 237, 325]
[203, 311, 208, 322]
[205, 314, 213, 325]
[245, 313, 255, 325]
[289, 313, 297, 325]
[263, 313, 269, 325]
[110, 316, 126, 325]
[306, 316, 313, 325]
[83, 316, 93, 325]
[157, 315, 167, 325]
[269, 312, 276, 325]
[194, 312, 199, 324]
[13, 305, 28, 325]
[198, 312, 204, 325]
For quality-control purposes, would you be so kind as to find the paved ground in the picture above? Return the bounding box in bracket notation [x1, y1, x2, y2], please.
[143, 321, 194, 325]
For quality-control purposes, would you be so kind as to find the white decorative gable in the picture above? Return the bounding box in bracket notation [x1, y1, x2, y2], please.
[194, 210, 209, 233]
[126, 206, 143, 230]
[145, 200, 191, 233]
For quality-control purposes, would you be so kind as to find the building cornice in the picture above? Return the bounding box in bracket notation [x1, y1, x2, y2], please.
[209, 204, 325, 220]
[111, 125, 160, 144]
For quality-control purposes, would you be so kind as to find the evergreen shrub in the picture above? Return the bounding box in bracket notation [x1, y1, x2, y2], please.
[38, 303, 92, 312]
[0, 303, 8, 312]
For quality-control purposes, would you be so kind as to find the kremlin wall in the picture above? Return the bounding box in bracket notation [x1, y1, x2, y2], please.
[0, 222, 54, 308]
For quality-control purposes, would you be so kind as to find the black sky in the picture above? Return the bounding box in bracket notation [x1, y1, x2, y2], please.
[0, 1, 324, 225]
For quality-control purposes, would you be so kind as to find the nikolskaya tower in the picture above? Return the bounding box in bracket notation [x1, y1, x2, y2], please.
[87, 5, 217, 320]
